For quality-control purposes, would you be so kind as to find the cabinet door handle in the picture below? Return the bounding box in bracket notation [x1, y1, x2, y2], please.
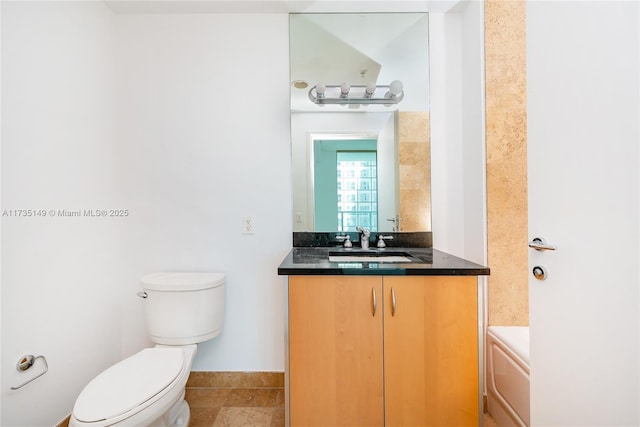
[371, 287, 377, 316]
[391, 287, 396, 316]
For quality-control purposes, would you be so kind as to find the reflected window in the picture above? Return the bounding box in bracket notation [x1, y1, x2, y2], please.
[337, 151, 378, 232]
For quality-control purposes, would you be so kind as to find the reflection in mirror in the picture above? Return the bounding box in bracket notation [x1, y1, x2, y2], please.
[290, 13, 430, 233]
[313, 134, 387, 232]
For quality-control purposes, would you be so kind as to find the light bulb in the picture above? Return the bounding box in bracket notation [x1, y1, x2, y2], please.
[389, 80, 403, 96]
[364, 82, 376, 98]
[340, 82, 350, 98]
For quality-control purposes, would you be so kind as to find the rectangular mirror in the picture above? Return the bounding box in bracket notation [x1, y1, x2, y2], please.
[290, 13, 431, 233]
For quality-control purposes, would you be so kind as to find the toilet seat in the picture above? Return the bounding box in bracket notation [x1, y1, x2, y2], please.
[73, 347, 186, 424]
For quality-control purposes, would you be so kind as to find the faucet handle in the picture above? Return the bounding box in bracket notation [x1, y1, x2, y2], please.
[335, 234, 352, 248]
[376, 235, 394, 248]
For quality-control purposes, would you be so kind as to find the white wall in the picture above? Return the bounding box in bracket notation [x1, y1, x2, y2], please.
[1, 2, 123, 425]
[460, 1, 486, 266]
[430, 1, 486, 263]
[1, 4, 291, 426]
[113, 12, 291, 370]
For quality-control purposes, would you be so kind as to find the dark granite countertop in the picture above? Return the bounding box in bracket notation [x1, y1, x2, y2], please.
[278, 247, 490, 276]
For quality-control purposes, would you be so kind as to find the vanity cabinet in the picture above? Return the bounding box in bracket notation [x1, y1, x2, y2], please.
[288, 275, 478, 427]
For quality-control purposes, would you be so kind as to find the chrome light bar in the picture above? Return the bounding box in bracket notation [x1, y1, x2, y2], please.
[308, 80, 404, 105]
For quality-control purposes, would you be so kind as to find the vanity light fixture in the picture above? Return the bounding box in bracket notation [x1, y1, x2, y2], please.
[308, 80, 404, 105]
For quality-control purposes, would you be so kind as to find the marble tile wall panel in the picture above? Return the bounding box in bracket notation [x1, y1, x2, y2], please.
[485, 0, 529, 325]
[398, 111, 431, 231]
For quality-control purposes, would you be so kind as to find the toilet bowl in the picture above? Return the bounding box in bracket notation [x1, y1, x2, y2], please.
[70, 272, 225, 427]
[70, 345, 196, 427]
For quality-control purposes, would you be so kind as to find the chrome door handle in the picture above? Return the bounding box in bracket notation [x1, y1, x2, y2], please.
[528, 237, 557, 251]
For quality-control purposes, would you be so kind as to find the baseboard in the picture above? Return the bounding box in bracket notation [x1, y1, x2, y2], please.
[186, 371, 284, 388]
[55, 415, 70, 427]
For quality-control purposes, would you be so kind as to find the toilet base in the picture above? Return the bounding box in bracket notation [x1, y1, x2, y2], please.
[149, 391, 190, 427]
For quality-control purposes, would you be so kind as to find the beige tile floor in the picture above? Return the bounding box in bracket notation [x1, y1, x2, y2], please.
[187, 390, 498, 427]
[185, 371, 500, 427]
[186, 372, 285, 427]
[61, 370, 500, 427]
[185, 387, 285, 427]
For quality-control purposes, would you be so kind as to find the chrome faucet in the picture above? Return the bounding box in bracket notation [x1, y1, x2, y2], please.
[376, 234, 394, 248]
[356, 226, 371, 249]
[335, 234, 352, 248]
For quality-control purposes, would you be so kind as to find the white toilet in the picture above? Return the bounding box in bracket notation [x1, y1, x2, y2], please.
[69, 272, 225, 427]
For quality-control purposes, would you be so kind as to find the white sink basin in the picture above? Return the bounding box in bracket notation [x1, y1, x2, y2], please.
[329, 255, 412, 263]
[328, 251, 413, 263]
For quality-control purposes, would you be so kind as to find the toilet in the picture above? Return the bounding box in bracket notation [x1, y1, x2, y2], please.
[69, 272, 225, 427]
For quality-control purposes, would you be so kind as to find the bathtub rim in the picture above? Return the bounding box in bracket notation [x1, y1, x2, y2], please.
[487, 325, 529, 370]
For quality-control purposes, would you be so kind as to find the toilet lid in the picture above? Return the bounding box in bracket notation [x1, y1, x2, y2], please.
[141, 272, 225, 291]
[73, 348, 185, 423]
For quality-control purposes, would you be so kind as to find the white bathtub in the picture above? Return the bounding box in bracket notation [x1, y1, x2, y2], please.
[486, 326, 530, 427]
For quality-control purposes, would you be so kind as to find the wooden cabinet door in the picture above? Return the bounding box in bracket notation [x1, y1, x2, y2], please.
[288, 276, 384, 427]
[383, 276, 479, 427]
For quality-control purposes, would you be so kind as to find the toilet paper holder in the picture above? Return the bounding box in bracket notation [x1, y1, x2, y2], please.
[11, 354, 48, 390]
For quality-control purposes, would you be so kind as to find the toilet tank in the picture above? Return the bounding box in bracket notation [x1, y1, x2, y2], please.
[140, 272, 225, 345]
